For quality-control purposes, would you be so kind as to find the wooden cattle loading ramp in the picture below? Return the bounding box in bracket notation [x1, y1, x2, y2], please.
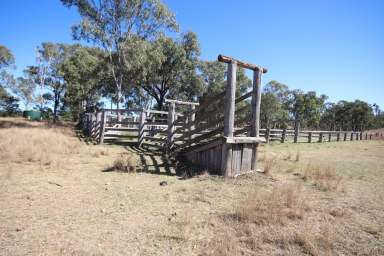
[82, 55, 370, 177]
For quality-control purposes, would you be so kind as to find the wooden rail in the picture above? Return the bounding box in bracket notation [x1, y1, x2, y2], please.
[80, 55, 374, 177]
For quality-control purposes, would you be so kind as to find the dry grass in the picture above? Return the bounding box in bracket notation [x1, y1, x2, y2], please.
[302, 164, 343, 191]
[233, 183, 307, 225]
[0, 126, 82, 168]
[1, 117, 384, 255]
[263, 153, 277, 175]
[110, 153, 138, 172]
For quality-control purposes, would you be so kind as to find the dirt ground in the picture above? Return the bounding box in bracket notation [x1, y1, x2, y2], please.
[0, 118, 383, 255]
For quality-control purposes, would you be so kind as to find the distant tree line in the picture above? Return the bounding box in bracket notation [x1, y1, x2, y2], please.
[0, 0, 383, 130]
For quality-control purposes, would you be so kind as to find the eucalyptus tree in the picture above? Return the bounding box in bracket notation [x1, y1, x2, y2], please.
[28, 43, 77, 122]
[260, 80, 289, 128]
[132, 32, 201, 110]
[61, 46, 106, 119]
[61, 0, 178, 114]
[0, 45, 15, 69]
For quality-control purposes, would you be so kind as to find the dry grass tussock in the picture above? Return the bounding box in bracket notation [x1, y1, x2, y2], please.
[204, 184, 340, 256]
[110, 153, 137, 172]
[233, 183, 308, 225]
[263, 152, 277, 175]
[302, 164, 343, 192]
[0, 126, 82, 167]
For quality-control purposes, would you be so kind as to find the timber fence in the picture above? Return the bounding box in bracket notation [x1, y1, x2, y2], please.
[81, 55, 376, 177]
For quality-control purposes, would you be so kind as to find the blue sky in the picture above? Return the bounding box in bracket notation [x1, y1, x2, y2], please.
[1, 0, 383, 107]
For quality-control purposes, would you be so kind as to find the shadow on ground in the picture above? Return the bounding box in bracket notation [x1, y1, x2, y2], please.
[100, 141, 208, 179]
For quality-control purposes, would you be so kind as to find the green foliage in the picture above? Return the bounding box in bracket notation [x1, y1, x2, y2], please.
[61, 0, 178, 110]
[133, 32, 202, 110]
[61, 46, 106, 119]
[0, 45, 15, 69]
[0, 85, 19, 115]
[260, 80, 289, 128]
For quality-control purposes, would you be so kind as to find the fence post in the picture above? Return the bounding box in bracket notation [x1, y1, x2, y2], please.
[328, 132, 332, 142]
[265, 128, 270, 144]
[188, 105, 196, 147]
[138, 109, 146, 147]
[167, 102, 176, 151]
[365, 133, 368, 140]
[344, 132, 347, 141]
[336, 132, 340, 141]
[294, 122, 300, 143]
[250, 67, 262, 171]
[319, 132, 323, 143]
[281, 128, 286, 143]
[369, 134, 372, 140]
[221, 61, 237, 176]
[98, 110, 106, 144]
[359, 132, 363, 140]
[350, 132, 354, 141]
[355, 132, 359, 140]
[308, 132, 312, 143]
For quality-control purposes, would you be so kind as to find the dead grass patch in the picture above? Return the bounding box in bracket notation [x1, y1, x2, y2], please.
[232, 183, 308, 226]
[263, 153, 277, 175]
[110, 154, 137, 172]
[0, 126, 81, 167]
[302, 165, 343, 192]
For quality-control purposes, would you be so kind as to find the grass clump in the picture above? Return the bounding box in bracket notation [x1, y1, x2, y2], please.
[303, 165, 343, 192]
[233, 183, 308, 225]
[263, 153, 277, 175]
[111, 154, 137, 172]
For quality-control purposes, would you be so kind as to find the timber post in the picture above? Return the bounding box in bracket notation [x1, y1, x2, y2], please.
[355, 132, 359, 140]
[369, 134, 372, 140]
[328, 132, 332, 142]
[350, 132, 354, 141]
[308, 132, 312, 143]
[98, 110, 106, 144]
[265, 128, 270, 144]
[344, 132, 347, 141]
[281, 128, 286, 143]
[360, 132, 363, 140]
[336, 132, 341, 141]
[221, 60, 237, 176]
[294, 122, 300, 143]
[138, 109, 146, 147]
[365, 133, 368, 140]
[188, 105, 196, 147]
[319, 132, 323, 143]
[250, 68, 263, 170]
[167, 102, 176, 151]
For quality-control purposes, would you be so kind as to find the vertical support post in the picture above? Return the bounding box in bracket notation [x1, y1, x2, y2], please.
[337, 132, 340, 141]
[350, 132, 354, 141]
[369, 134, 372, 140]
[365, 133, 368, 140]
[265, 128, 270, 144]
[294, 122, 300, 143]
[138, 109, 146, 147]
[221, 61, 237, 176]
[281, 128, 286, 143]
[99, 110, 106, 144]
[319, 132, 323, 143]
[360, 132, 363, 140]
[355, 132, 359, 140]
[344, 132, 347, 141]
[167, 102, 176, 151]
[328, 132, 332, 142]
[188, 105, 196, 147]
[308, 132, 312, 143]
[250, 67, 262, 171]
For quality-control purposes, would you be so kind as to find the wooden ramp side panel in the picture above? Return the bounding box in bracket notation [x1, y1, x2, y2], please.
[182, 139, 260, 176]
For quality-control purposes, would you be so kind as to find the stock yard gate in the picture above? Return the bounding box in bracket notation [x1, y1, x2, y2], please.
[82, 55, 369, 177]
